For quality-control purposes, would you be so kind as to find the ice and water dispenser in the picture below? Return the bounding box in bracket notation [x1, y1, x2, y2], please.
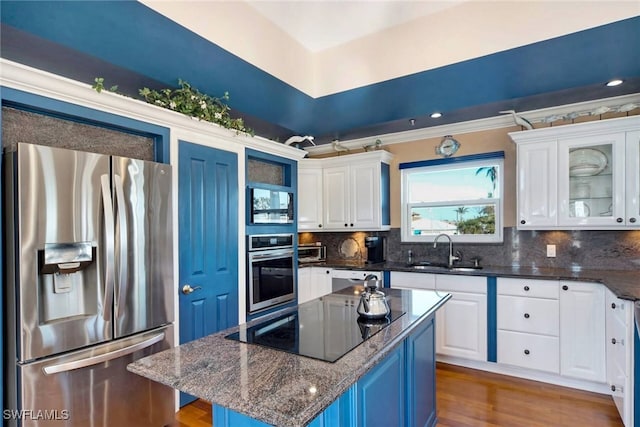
[38, 242, 97, 324]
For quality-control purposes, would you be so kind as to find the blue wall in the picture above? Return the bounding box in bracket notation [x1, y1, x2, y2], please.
[1, 1, 639, 141]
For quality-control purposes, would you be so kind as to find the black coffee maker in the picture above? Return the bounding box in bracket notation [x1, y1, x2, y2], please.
[365, 236, 385, 264]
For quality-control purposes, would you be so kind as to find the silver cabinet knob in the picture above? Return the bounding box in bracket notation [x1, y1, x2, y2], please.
[182, 284, 202, 295]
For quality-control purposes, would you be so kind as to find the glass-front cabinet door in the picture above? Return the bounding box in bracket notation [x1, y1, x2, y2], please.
[557, 133, 626, 227]
[625, 131, 640, 226]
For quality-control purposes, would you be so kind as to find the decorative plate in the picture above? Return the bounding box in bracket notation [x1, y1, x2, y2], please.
[569, 148, 607, 177]
[339, 238, 360, 259]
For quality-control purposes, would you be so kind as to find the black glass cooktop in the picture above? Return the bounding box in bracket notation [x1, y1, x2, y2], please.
[226, 295, 405, 363]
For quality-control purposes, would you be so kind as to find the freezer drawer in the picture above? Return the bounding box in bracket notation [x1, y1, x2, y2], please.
[11, 325, 174, 427]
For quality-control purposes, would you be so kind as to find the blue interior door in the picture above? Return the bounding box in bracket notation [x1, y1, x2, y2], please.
[178, 141, 239, 406]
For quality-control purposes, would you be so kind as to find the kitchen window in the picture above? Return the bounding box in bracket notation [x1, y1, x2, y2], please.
[400, 152, 504, 243]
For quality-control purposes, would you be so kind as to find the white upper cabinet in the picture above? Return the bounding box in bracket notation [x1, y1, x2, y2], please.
[350, 162, 380, 229]
[298, 151, 393, 231]
[511, 116, 640, 230]
[557, 133, 625, 227]
[298, 161, 324, 230]
[517, 141, 558, 228]
[323, 165, 351, 229]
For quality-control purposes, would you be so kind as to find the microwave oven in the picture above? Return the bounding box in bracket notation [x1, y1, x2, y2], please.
[250, 187, 294, 224]
[298, 244, 326, 263]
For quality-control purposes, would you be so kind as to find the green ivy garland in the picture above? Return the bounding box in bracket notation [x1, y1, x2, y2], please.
[93, 77, 253, 136]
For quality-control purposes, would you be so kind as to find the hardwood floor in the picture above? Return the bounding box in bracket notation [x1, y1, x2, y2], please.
[172, 363, 624, 427]
[436, 363, 622, 427]
[173, 399, 213, 427]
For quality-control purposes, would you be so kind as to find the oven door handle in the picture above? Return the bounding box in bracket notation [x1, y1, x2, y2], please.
[249, 249, 294, 261]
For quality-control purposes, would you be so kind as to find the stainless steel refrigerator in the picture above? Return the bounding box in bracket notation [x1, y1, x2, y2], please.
[4, 142, 175, 426]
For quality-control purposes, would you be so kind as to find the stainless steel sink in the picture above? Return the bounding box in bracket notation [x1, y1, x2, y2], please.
[448, 267, 483, 272]
[407, 263, 482, 272]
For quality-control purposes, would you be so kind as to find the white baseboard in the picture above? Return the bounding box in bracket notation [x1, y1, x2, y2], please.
[436, 355, 611, 396]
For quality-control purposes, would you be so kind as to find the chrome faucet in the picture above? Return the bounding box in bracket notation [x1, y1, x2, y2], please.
[433, 233, 460, 267]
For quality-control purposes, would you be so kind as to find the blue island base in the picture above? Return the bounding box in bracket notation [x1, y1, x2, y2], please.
[213, 315, 437, 427]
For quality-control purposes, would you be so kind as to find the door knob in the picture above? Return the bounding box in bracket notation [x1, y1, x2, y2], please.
[182, 284, 202, 295]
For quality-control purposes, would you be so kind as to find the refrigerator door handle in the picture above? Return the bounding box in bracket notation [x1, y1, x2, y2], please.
[113, 174, 128, 317]
[101, 174, 115, 322]
[42, 332, 165, 375]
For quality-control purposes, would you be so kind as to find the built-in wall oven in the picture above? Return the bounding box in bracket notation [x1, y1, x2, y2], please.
[247, 234, 296, 313]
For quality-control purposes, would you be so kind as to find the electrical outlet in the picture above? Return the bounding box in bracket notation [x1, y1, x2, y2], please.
[546, 244, 556, 258]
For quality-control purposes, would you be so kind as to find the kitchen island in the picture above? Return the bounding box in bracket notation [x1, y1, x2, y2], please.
[128, 287, 450, 427]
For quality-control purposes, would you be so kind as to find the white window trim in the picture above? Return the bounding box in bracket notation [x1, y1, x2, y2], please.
[400, 157, 504, 243]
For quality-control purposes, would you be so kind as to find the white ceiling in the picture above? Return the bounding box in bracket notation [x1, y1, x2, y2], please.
[246, 0, 466, 52]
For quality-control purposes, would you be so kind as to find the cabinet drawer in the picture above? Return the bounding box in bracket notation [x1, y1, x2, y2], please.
[390, 272, 436, 290]
[497, 278, 559, 299]
[498, 330, 559, 373]
[331, 270, 382, 280]
[436, 275, 486, 294]
[497, 296, 559, 336]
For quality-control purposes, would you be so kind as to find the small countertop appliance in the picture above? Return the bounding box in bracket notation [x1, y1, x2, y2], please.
[365, 236, 385, 264]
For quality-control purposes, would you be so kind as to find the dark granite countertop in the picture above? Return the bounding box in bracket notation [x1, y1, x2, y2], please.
[128, 288, 450, 427]
[301, 260, 640, 301]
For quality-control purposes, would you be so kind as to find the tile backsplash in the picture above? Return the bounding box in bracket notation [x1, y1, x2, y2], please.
[299, 227, 640, 271]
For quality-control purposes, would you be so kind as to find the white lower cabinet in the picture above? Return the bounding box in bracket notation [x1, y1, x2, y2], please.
[497, 278, 560, 373]
[497, 278, 607, 381]
[298, 267, 312, 304]
[605, 289, 634, 427]
[311, 267, 333, 298]
[436, 288, 487, 361]
[434, 275, 487, 361]
[559, 281, 606, 382]
[298, 267, 333, 304]
[389, 272, 487, 361]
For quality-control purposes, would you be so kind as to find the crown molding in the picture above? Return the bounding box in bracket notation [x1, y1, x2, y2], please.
[305, 93, 640, 155]
[0, 59, 307, 160]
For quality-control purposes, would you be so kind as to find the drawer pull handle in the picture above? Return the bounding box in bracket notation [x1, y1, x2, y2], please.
[520, 220, 526, 225]
[524, 313, 530, 319]
[524, 286, 530, 291]
[612, 338, 617, 345]
[611, 302, 617, 309]
[630, 218, 637, 223]
[616, 217, 623, 223]
[562, 285, 569, 291]
[524, 349, 530, 355]
[611, 385, 618, 392]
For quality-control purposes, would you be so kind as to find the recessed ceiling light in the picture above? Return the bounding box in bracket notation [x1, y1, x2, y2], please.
[430, 112, 442, 118]
[606, 79, 623, 87]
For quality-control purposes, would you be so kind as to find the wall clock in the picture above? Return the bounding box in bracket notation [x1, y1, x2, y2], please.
[436, 135, 460, 157]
